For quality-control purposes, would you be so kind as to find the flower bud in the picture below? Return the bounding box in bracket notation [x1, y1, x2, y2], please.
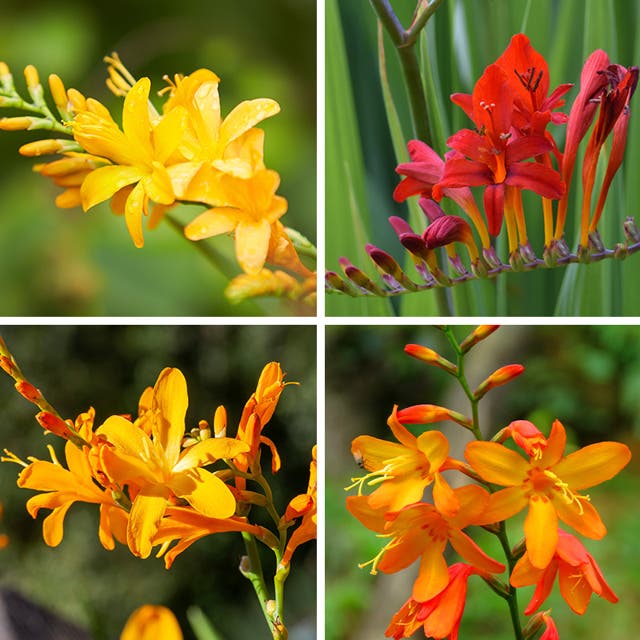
[397, 404, 472, 429]
[48, 74, 68, 112]
[404, 343, 457, 375]
[0, 116, 38, 131]
[474, 364, 525, 399]
[19, 139, 75, 157]
[506, 419, 547, 458]
[23, 65, 40, 89]
[14, 380, 43, 403]
[460, 325, 500, 352]
[36, 411, 74, 439]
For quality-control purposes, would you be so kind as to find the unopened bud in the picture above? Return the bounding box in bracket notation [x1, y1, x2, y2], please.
[325, 271, 353, 294]
[48, 74, 68, 111]
[396, 404, 472, 429]
[19, 139, 75, 157]
[0, 62, 10, 77]
[36, 411, 73, 439]
[588, 230, 605, 252]
[474, 364, 525, 399]
[424, 215, 479, 261]
[404, 343, 457, 375]
[0, 355, 16, 375]
[24, 65, 40, 89]
[14, 380, 43, 403]
[66, 88, 86, 112]
[614, 243, 628, 259]
[339, 258, 383, 295]
[198, 419, 211, 440]
[265, 600, 277, 617]
[624, 216, 640, 243]
[460, 325, 500, 352]
[522, 612, 546, 640]
[0, 116, 38, 131]
[504, 419, 546, 458]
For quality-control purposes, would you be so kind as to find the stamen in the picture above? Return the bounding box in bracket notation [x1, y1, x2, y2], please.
[358, 536, 397, 575]
[543, 470, 590, 515]
[1, 448, 28, 467]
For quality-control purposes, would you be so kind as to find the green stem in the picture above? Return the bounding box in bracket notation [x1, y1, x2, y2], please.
[495, 522, 524, 640]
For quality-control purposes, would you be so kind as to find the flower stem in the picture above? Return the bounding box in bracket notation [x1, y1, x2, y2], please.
[495, 522, 524, 640]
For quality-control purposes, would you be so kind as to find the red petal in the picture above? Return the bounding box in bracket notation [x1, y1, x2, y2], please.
[505, 162, 564, 199]
[483, 183, 505, 236]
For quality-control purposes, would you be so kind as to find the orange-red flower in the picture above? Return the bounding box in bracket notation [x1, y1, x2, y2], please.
[349, 405, 458, 515]
[465, 419, 631, 568]
[121, 605, 183, 640]
[347, 485, 505, 601]
[385, 563, 483, 640]
[510, 528, 618, 615]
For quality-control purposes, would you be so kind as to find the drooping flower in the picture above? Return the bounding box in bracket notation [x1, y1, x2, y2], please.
[120, 605, 183, 640]
[385, 563, 483, 640]
[349, 405, 458, 515]
[153, 506, 267, 569]
[510, 528, 618, 615]
[347, 485, 505, 601]
[465, 419, 631, 569]
[96, 367, 249, 558]
[282, 445, 317, 566]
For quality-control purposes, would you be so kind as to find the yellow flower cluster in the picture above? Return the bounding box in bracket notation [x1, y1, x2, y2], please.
[0, 56, 315, 305]
[1, 348, 315, 571]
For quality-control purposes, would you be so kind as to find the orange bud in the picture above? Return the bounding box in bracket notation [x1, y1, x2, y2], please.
[213, 405, 227, 437]
[460, 325, 500, 352]
[48, 74, 68, 110]
[14, 380, 42, 403]
[397, 404, 472, 429]
[0, 355, 15, 376]
[19, 139, 73, 157]
[506, 420, 547, 458]
[36, 411, 73, 439]
[404, 343, 457, 375]
[474, 364, 525, 398]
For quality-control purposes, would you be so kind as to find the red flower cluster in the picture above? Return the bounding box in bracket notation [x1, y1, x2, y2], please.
[394, 34, 638, 261]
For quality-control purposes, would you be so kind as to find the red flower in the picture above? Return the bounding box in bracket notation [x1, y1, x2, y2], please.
[510, 528, 618, 615]
[385, 563, 481, 640]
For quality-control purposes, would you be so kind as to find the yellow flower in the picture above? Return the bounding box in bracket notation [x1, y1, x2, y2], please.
[97, 367, 250, 558]
[120, 605, 182, 640]
[73, 78, 189, 247]
[184, 169, 288, 274]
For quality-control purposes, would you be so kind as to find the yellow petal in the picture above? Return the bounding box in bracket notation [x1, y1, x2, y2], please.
[169, 468, 236, 519]
[412, 539, 449, 601]
[125, 181, 146, 248]
[81, 165, 144, 211]
[235, 218, 271, 275]
[122, 78, 153, 159]
[153, 105, 187, 164]
[218, 98, 280, 150]
[184, 208, 238, 240]
[552, 441, 631, 490]
[42, 503, 73, 547]
[127, 487, 169, 558]
[465, 441, 529, 485]
[152, 368, 188, 469]
[144, 161, 175, 205]
[524, 495, 558, 569]
[174, 437, 249, 472]
[432, 472, 459, 517]
[553, 495, 606, 539]
[121, 605, 183, 640]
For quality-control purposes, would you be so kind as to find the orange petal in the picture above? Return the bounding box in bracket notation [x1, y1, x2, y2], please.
[552, 441, 631, 490]
[386, 405, 417, 448]
[473, 486, 528, 525]
[538, 419, 566, 467]
[558, 562, 593, 614]
[42, 503, 73, 546]
[411, 538, 449, 601]
[465, 441, 528, 485]
[345, 495, 387, 534]
[174, 437, 249, 471]
[184, 207, 238, 240]
[121, 605, 183, 640]
[553, 496, 606, 539]
[351, 435, 408, 471]
[509, 552, 544, 588]
[416, 430, 449, 469]
[524, 496, 558, 568]
[152, 368, 189, 468]
[449, 528, 505, 574]
[433, 472, 459, 517]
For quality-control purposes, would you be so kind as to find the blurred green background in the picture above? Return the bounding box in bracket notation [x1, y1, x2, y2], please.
[0, 325, 316, 639]
[326, 324, 640, 639]
[326, 0, 640, 316]
[0, 0, 316, 316]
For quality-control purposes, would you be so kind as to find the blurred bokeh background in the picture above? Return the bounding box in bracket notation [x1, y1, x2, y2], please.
[0, 0, 316, 316]
[0, 325, 316, 639]
[326, 324, 640, 639]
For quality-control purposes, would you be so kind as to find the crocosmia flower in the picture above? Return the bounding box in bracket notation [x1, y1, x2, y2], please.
[511, 528, 618, 614]
[465, 419, 631, 568]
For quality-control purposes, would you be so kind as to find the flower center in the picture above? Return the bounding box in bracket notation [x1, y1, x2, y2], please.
[526, 467, 590, 514]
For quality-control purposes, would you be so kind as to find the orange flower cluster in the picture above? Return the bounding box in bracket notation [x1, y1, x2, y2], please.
[346, 326, 631, 639]
[1, 349, 315, 571]
[0, 56, 315, 305]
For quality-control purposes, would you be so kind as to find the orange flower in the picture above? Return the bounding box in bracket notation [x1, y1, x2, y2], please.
[6, 438, 126, 549]
[96, 368, 249, 558]
[282, 445, 317, 566]
[465, 419, 631, 568]
[153, 506, 267, 569]
[347, 485, 504, 601]
[385, 563, 482, 640]
[349, 405, 458, 515]
[120, 605, 182, 640]
[510, 528, 618, 615]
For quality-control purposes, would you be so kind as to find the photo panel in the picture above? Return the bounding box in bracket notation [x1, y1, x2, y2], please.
[0, 324, 316, 638]
[326, 324, 637, 639]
